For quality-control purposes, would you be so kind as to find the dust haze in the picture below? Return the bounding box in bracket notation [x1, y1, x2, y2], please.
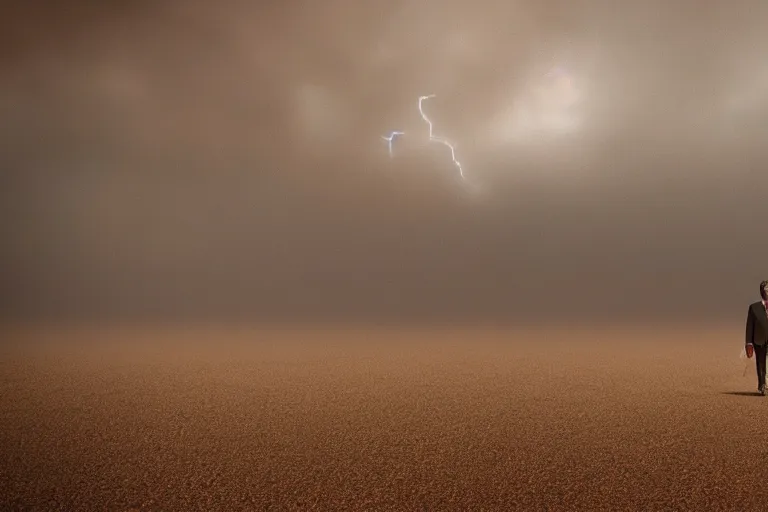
[2, 0, 767, 326]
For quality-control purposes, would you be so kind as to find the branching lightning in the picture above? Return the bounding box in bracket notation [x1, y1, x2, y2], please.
[382, 131, 405, 158]
[418, 95, 465, 180]
[377, 67, 578, 195]
[381, 95, 469, 183]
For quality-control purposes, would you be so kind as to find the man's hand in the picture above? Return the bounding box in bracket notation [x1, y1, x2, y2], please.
[746, 343, 754, 359]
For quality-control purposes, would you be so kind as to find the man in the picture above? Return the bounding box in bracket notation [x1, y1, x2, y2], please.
[745, 280, 768, 395]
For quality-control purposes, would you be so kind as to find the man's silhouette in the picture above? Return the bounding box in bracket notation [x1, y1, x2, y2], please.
[745, 280, 768, 395]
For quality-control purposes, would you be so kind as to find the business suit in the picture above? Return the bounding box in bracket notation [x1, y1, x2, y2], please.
[745, 300, 768, 392]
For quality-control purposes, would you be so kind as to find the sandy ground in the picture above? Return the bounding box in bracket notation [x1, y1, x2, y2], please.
[1, 324, 767, 511]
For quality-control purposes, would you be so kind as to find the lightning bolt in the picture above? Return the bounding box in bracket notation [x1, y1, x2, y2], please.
[381, 131, 405, 158]
[418, 94, 465, 180]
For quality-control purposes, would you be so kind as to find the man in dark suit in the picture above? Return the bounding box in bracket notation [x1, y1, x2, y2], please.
[746, 280, 768, 395]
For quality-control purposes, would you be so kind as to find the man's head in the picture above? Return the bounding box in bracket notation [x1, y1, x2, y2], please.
[761, 280, 768, 301]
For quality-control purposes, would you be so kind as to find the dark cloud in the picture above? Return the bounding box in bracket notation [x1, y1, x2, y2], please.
[1, 1, 767, 325]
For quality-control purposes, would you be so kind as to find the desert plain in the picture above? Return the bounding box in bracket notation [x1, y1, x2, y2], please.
[1, 323, 767, 511]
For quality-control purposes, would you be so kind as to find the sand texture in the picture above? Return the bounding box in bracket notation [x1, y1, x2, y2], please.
[1, 325, 766, 511]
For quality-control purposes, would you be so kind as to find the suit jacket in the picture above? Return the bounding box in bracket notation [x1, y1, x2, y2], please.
[746, 301, 768, 346]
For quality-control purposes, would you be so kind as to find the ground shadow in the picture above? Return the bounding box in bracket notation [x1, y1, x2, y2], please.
[721, 391, 763, 397]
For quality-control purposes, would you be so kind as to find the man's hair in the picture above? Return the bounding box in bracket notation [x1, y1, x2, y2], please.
[761, 280, 768, 300]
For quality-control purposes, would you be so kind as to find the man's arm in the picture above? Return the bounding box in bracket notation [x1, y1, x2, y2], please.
[746, 305, 755, 346]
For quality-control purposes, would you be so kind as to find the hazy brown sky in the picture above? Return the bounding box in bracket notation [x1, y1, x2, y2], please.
[2, 0, 767, 325]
